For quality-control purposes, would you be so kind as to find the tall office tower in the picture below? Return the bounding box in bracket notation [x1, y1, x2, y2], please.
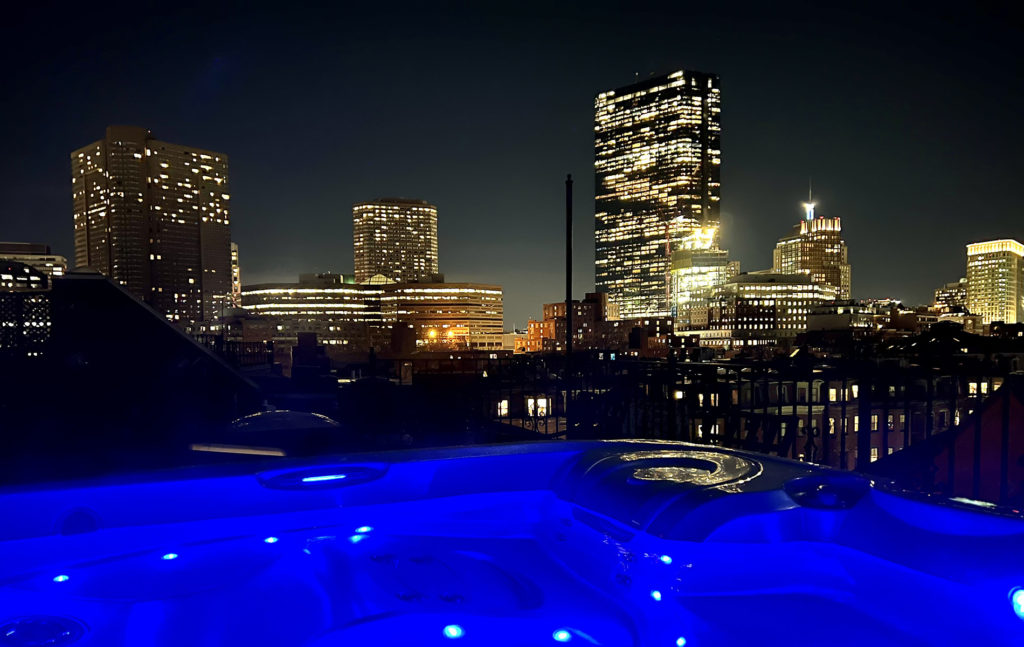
[595, 69, 721, 318]
[0, 243, 67, 279]
[71, 126, 231, 328]
[353, 198, 439, 284]
[230, 242, 241, 308]
[772, 198, 851, 300]
[966, 239, 1024, 324]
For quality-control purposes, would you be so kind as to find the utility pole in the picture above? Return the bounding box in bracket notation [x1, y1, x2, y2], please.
[565, 174, 573, 437]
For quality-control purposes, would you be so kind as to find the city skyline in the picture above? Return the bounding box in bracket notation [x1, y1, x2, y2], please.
[2, 3, 1022, 327]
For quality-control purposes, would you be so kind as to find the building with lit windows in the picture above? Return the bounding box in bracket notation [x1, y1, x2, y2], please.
[241, 275, 503, 352]
[353, 199, 439, 284]
[670, 224, 739, 331]
[687, 273, 836, 348]
[934, 278, 967, 310]
[529, 292, 620, 353]
[772, 200, 850, 300]
[966, 239, 1024, 324]
[595, 69, 721, 318]
[230, 242, 241, 308]
[240, 273, 382, 350]
[0, 243, 67, 280]
[0, 261, 51, 358]
[71, 125, 232, 328]
[380, 282, 503, 351]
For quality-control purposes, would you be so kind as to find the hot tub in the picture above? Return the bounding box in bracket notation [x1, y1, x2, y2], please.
[0, 440, 1022, 646]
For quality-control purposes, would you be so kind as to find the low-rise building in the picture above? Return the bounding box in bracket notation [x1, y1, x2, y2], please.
[240, 274, 504, 353]
[380, 282, 504, 351]
[934, 277, 967, 310]
[240, 273, 380, 352]
[0, 242, 67, 280]
[688, 273, 835, 348]
[0, 260, 51, 358]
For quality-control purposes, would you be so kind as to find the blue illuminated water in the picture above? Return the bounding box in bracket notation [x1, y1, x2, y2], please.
[0, 440, 1021, 646]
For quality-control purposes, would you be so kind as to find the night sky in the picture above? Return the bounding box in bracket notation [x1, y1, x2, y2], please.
[2, 1, 1022, 328]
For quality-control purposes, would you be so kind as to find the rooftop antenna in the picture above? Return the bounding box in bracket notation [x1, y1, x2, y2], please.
[802, 178, 816, 221]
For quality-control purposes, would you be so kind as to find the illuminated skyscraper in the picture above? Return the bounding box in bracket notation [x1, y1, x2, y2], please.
[595, 69, 721, 318]
[772, 197, 851, 300]
[71, 126, 232, 327]
[966, 239, 1024, 324]
[353, 198, 439, 283]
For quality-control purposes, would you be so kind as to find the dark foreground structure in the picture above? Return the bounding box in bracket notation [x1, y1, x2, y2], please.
[0, 270, 260, 484]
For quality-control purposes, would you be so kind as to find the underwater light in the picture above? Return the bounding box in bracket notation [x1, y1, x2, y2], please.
[161, 553, 179, 561]
[52, 574, 69, 583]
[264, 536, 279, 544]
[650, 590, 662, 601]
[552, 628, 573, 642]
[660, 555, 673, 565]
[676, 638, 687, 647]
[1011, 587, 1024, 620]
[348, 534, 368, 544]
[301, 473, 347, 483]
[355, 526, 373, 533]
[443, 624, 464, 639]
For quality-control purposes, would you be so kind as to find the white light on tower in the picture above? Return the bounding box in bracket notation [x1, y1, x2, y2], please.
[802, 201, 815, 220]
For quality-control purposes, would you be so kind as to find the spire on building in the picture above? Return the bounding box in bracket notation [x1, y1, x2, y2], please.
[802, 178, 816, 220]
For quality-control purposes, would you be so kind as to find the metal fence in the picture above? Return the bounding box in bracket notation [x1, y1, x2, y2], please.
[393, 352, 1004, 473]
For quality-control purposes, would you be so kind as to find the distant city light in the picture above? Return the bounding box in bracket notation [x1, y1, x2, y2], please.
[301, 473, 347, 483]
[443, 624, 464, 639]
